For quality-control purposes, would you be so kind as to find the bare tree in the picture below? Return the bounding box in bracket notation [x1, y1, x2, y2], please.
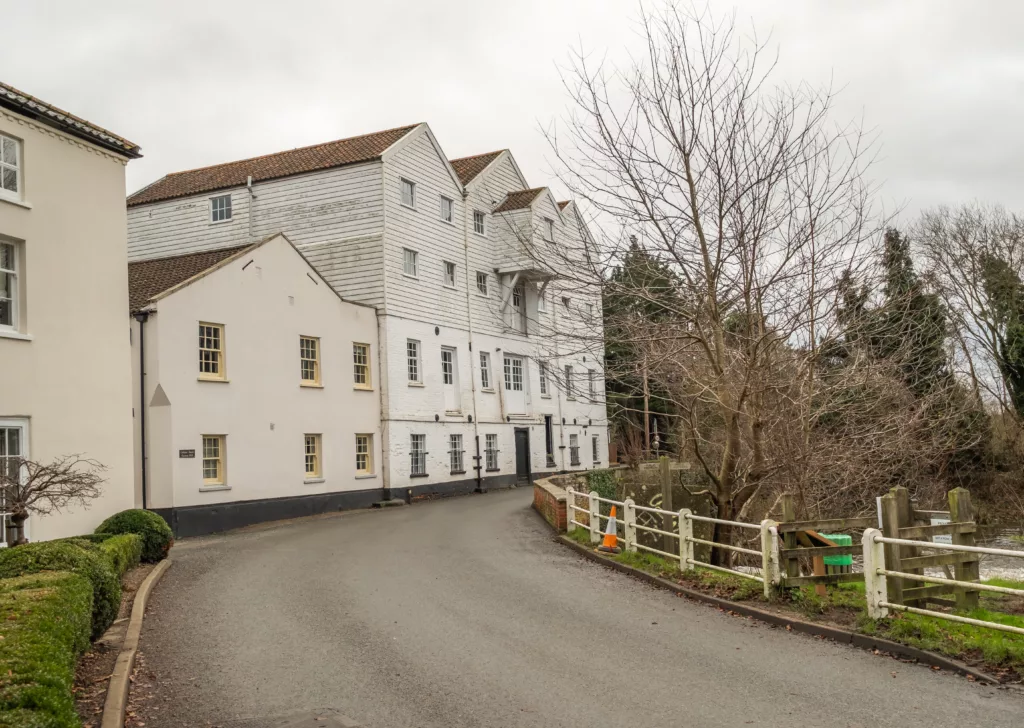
[0, 455, 106, 544]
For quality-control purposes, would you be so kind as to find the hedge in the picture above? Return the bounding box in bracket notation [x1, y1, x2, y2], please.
[0, 572, 93, 728]
[0, 541, 120, 639]
[98, 534, 143, 578]
[95, 509, 173, 563]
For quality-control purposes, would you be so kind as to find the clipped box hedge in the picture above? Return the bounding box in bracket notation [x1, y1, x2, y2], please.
[96, 510, 173, 563]
[0, 571, 93, 728]
[97, 534, 143, 578]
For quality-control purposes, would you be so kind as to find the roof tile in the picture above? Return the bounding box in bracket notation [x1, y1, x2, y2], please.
[128, 245, 252, 312]
[492, 188, 546, 213]
[450, 150, 503, 185]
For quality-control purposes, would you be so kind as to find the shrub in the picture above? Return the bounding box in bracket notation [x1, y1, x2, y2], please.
[98, 534, 143, 577]
[0, 541, 119, 639]
[0, 571, 92, 727]
[95, 509, 173, 563]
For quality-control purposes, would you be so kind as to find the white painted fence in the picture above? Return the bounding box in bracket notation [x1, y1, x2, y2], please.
[565, 488, 781, 597]
[863, 528, 1024, 636]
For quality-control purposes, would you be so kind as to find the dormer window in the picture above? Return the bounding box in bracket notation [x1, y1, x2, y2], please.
[210, 194, 232, 223]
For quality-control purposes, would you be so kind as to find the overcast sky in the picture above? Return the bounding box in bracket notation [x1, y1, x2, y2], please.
[4, 1, 1022, 223]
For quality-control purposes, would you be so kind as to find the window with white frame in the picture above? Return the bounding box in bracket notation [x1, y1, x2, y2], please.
[353, 343, 371, 388]
[0, 242, 18, 330]
[441, 347, 455, 385]
[504, 355, 523, 391]
[304, 434, 322, 479]
[569, 434, 580, 466]
[202, 435, 225, 485]
[406, 339, 421, 383]
[210, 194, 232, 222]
[440, 195, 454, 223]
[538, 291, 546, 313]
[485, 433, 499, 470]
[586, 303, 595, 320]
[410, 434, 427, 475]
[356, 434, 373, 475]
[198, 323, 225, 380]
[300, 336, 320, 385]
[403, 248, 419, 277]
[473, 210, 486, 235]
[592, 434, 601, 464]
[588, 369, 596, 396]
[401, 178, 416, 208]
[449, 433, 464, 473]
[512, 285, 523, 310]
[443, 261, 456, 288]
[0, 419, 25, 545]
[480, 351, 492, 389]
[538, 361, 548, 396]
[543, 217, 554, 241]
[564, 364, 575, 399]
[476, 271, 488, 295]
[0, 134, 20, 198]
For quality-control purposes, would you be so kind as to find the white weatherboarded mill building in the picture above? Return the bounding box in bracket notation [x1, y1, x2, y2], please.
[127, 123, 608, 534]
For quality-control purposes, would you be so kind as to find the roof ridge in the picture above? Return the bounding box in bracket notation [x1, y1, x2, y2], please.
[450, 149, 505, 162]
[127, 243, 253, 266]
[161, 123, 422, 180]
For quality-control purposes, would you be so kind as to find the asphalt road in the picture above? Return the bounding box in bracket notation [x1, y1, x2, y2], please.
[132, 488, 1023, 728]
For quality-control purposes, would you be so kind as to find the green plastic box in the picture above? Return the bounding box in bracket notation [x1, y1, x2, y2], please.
[821, 533, 853, 566]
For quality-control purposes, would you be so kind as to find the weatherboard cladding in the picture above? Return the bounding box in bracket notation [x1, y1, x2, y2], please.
[126, 124, 419, 207]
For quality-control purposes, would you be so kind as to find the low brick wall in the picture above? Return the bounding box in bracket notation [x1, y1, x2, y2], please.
[533, 478, 567, 532]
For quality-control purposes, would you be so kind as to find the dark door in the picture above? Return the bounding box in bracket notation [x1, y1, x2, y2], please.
[544, 415, 555, 468]
[514, 428, 531, 484]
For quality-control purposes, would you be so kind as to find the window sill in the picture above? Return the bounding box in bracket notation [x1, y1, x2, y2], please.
[400, 203, 417, 211]
[443, 284, 457, 290]
[402, 273, 419, 281]
[540, 394, 552, 399]
[0, 329, 32, 342]
[353, 385, 374, 392]
[303, 477, 326, 485]
[476, 292, 489, 298]
[450, 470, 466, 475]
[474, 232, 487, 238]
[410, 473, 429, 479]
[445, 410, 463, 416]
[481, 388, 495, 393]
[355, 473, 377, 480]
[485, 468, 501, 473]
[566, 397, 576, 402]
[199, 484, 231, 492]
[209, 218, 233, 226]
[408, 381, 425, 388]
[198, 376, 229, 383]
[300, 382, 324, 389]
[0, 195, 31, 210]
[441, 218, 455, 226]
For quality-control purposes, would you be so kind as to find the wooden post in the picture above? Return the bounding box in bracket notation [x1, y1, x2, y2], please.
[760, 520, 779, 599]
[948, 488, 980, 611]
[879, 491, 904, 606]
[893, 487, 922, 607]
[659, 456, 673, 554]
[780, 493, 799, 580]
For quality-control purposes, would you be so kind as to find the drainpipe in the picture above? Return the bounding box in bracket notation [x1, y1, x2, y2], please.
[133, 311, 150, 510]
[461, 189, 483, 491]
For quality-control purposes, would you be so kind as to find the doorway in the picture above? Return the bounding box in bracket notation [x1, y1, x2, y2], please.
[544, 415, 555, 468]
[514, 427, 531, 484]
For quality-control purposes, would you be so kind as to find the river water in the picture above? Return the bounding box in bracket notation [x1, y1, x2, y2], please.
[974, 527, 1024, 581]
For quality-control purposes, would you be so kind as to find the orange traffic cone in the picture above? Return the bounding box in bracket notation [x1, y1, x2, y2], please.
[598, 506, 622, 554]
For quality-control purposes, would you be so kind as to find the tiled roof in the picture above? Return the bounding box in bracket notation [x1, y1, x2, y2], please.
[128, 245, 252, 312]
[127, 124, 420, 207]
[492, 188, 546, 213]
[557, 200, 570, 210]
[450, 150, 503, 185]
[0, 80, 141, 158]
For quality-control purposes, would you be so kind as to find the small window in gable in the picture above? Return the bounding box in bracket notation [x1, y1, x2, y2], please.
[544, 217, 554, 241]
[401, 178, 416, 208]
[440, 195, 454, 223]
[473, 210, 486, 235]
[210, 194, 232, 223]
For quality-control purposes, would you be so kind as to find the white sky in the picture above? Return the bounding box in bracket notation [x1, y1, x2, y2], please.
[4, 1, 1023, 224]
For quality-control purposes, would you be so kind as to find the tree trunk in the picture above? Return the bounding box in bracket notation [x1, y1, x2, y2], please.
[9, 511, 28, 546]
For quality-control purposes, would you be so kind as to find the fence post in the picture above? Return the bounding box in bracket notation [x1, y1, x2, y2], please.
[659, 456, 674, 554]
[623, 498, 637, 553]
[862, 528, 889, 619]
[949, 488, 980, 611]
[780, 493, 799, 582]
[894, 486, 922, 607]
[879, 491, 904, 606]
[589, 491, 601, 545]
[679, 509, 694, 571]
[760, 519, 779, 599]
[566, 488, 576, 535]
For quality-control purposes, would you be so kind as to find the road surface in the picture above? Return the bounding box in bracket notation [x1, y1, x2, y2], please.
[131, 488, 1023, 727]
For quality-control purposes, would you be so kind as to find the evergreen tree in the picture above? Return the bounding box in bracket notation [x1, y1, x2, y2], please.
[980, 253, 1024, 418]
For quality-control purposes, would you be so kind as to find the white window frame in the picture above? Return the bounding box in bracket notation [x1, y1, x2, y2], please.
[476, 271, 488, 296]
[400, 178, 416, 208]
[356, 433, 374, 475]
[198, 322, 226, 381]
[443, 261, 457, 288]
[403, 248, 419, 278]
[411, 433, 427, 476]
[0, 417, 28, 545]
[210, 194, 232, 223]
[440, 195, 454, 224]
[202, 435, 226, 486]
[485, 433, 499, 471]
[592, 434, 601, 465]
[504, 355, 524, 392]
[0, 134, 21, 202]
[300, 335, 321, 386]
[538, 361, 549, 396]
[543, 217, 554, 241]
[406, 339, 422, 384]
[441, 346, 457, 386]
[0, 241, 19, 332]
[570, 434, 580, 466]
[473, 210, 486, 236]
[538, 292, 547, 313]
[564, 364, 575, 399]
[353, 342, 372, 389]
[588, 369, 596, 397]
[586, 303, 595, 320]
[480, 351, 492, 390]
[449, 433, 465, 474]
[304, 434, 322, 480]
